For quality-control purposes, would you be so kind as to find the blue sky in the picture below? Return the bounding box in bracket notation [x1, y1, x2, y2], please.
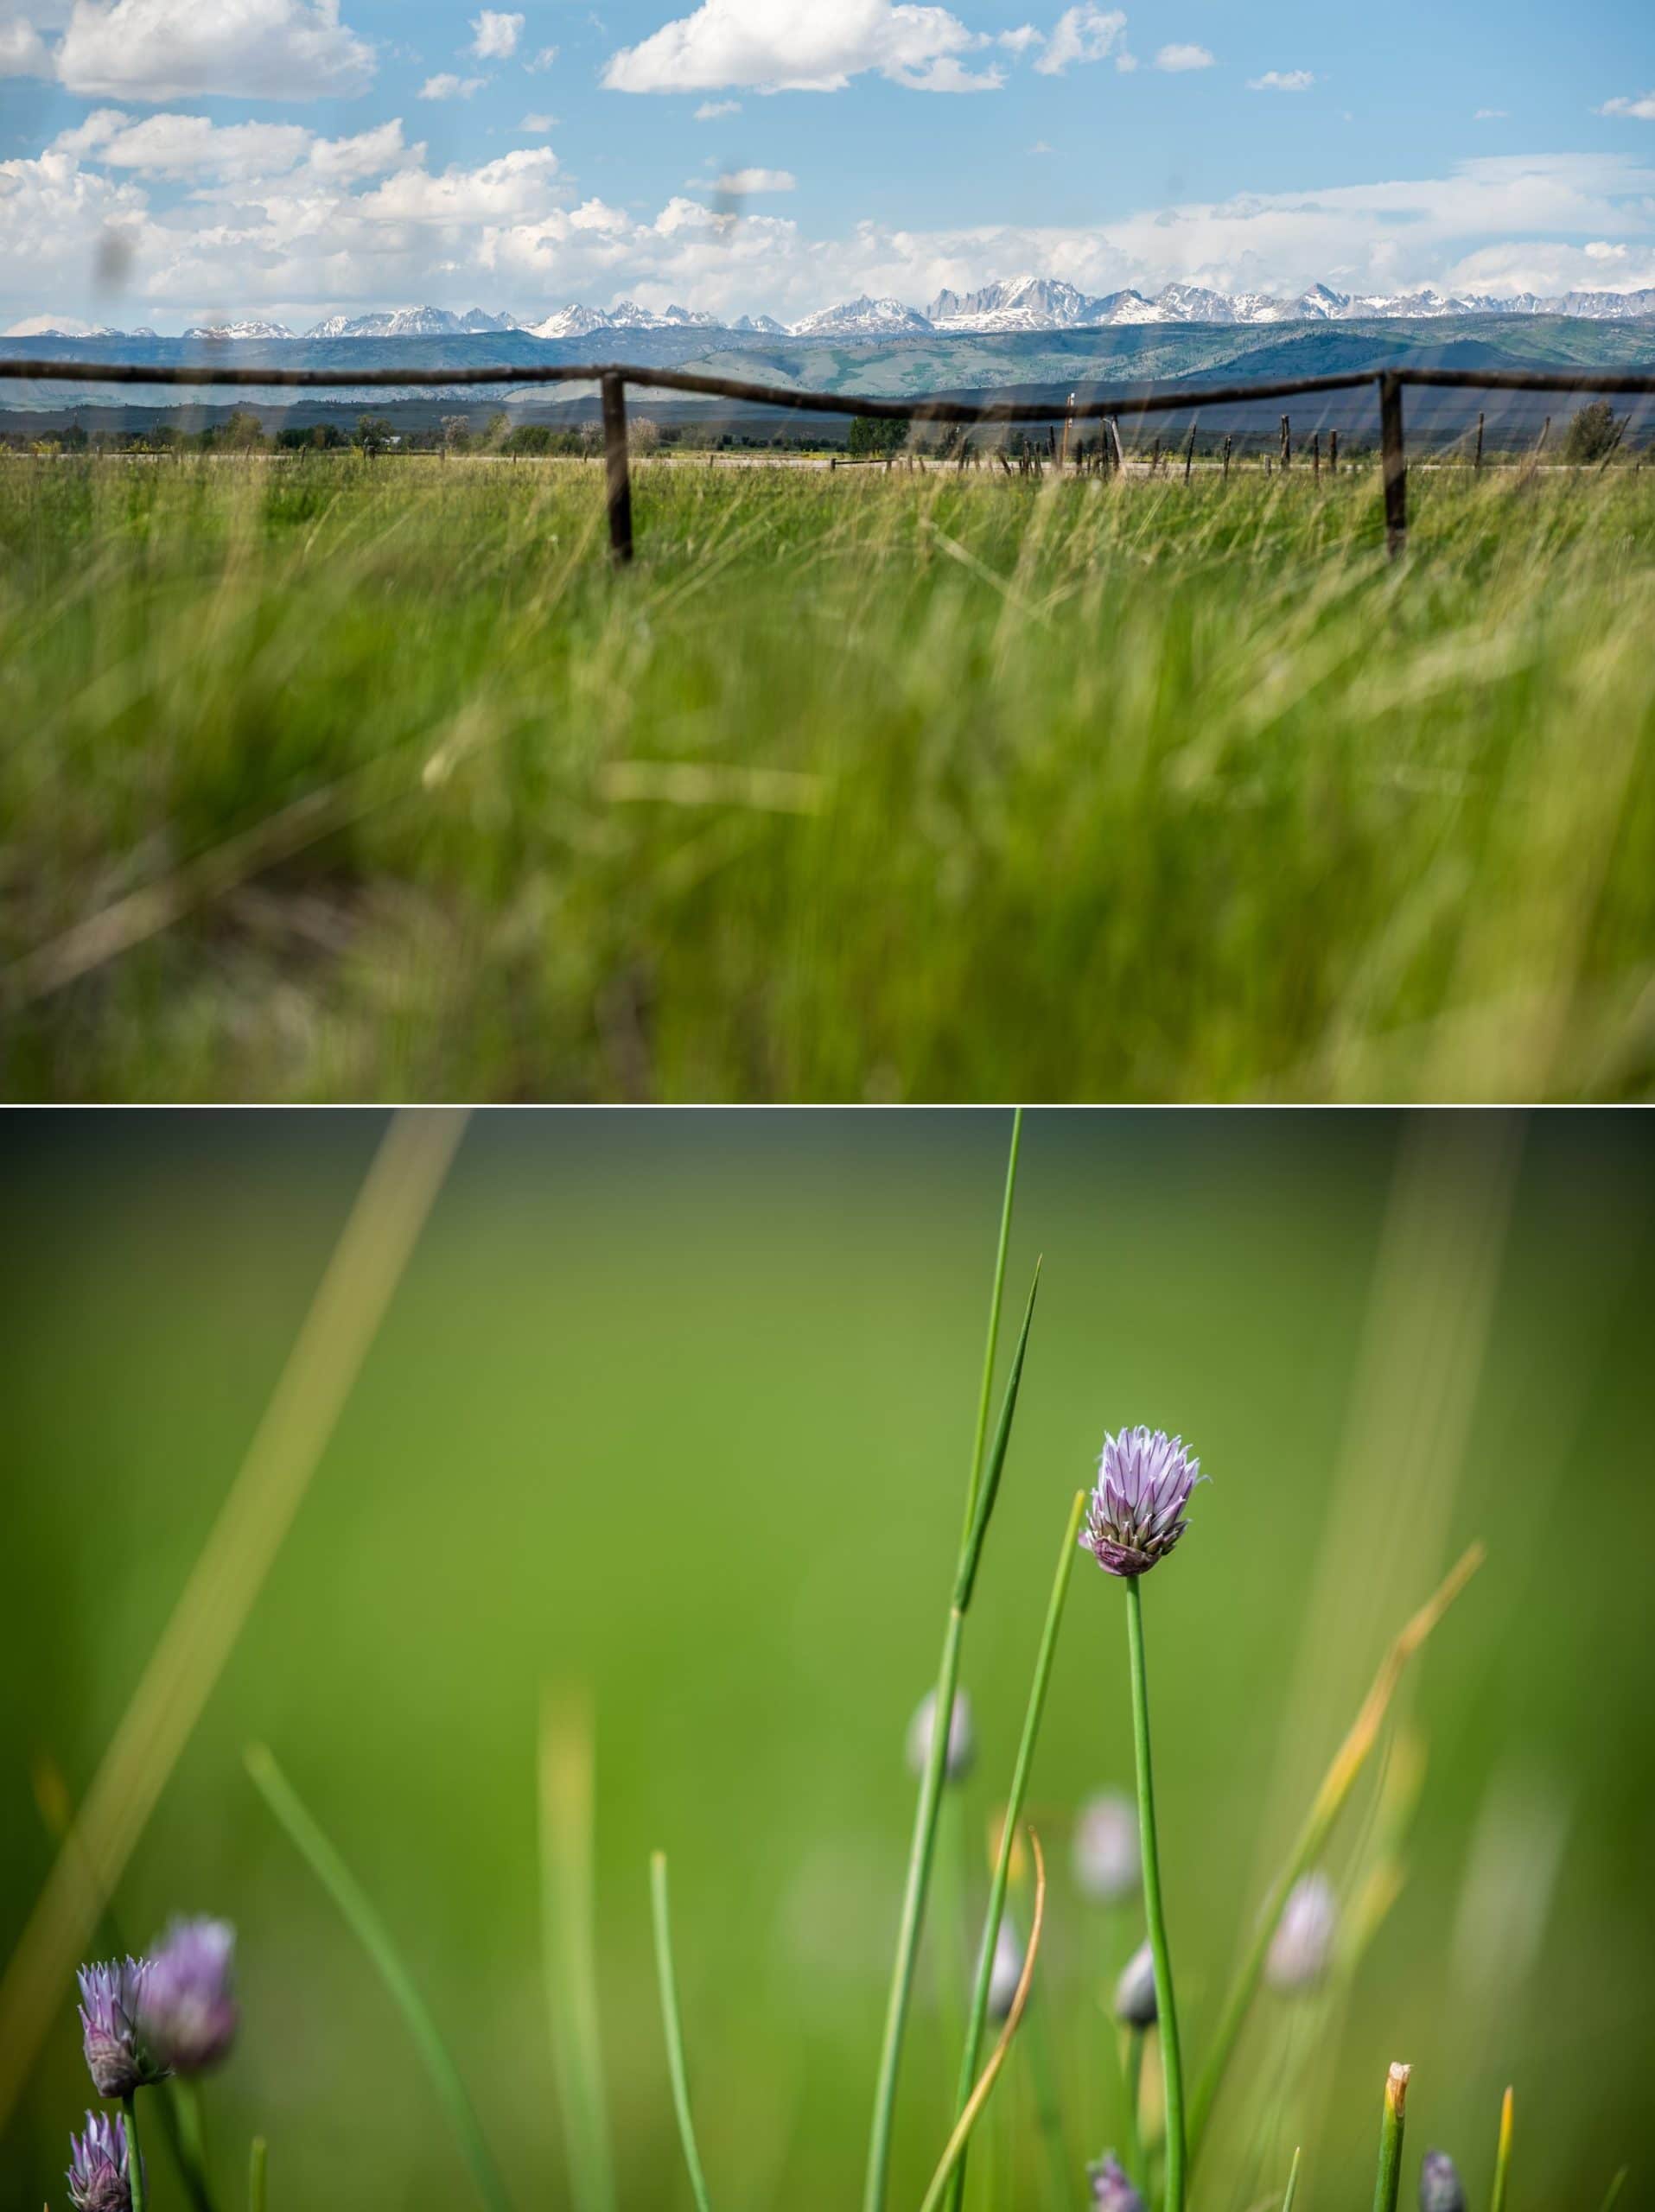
[0, 0, 1651, 328]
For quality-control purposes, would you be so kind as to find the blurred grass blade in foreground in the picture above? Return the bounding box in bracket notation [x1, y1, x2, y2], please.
[1490, 2086, 1513, 2212]
[917, 1830, 1047, 2212]
[650, 1853, 716, 2212]
[1282, 2144, 1302, 2212]
[539, 1689, 617, 2212]
[248, 2136, 267, 2212]
[244, 1744, 512, 2212]
[1372, 2064, 1410, 2212]
[1190, 1543, 1485, 2162]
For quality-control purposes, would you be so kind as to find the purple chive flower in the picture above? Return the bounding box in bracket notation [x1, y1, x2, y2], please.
[1420, 2152, 1467, 2212]
[1073, 1790, 1140, 1904]
[67, 2110, 138, 2212]
[76, 1960, 169, 2098]
[1266, 1872, 1338, 1992]
[140, 1917, 239, 2074]
[1113, 1938, 1158, 2028]
[1079, 1429, 1206, 1578]
[1089, 2153, 1148, 2212]
[906, 1688, 975, 1783]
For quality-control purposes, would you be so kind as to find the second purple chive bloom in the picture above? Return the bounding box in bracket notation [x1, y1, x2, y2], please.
[1079, 1428, 1206, 1579]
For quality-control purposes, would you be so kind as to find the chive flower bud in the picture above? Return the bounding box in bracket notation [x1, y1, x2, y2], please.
[67, 2110, 138, 2212]
[1266, 1872, 1337, 1991]
[1113, 1938, 1157, 2028]
[906, 1688, 975, 1782]
[1080, 1429, 1206, 1578]
[1073, 1791, 1139, 1904]
[1420, 2152, 1467, 2212]
[140, 1917, 239, 2074]
[988, 1917, 1023, 2021]
[1089, 2152, 1148, 2212]
[76, 1960, 169, 2098]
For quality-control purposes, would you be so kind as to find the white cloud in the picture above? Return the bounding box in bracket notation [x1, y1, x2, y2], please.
[469, 9, 521, 58]
[419, 72, 484, 98]
[54, 0, 374, 100]
[1584, 238, 1626, 259]
[711, 166, 794, 190]
[1598, 92, 1655, 120]
[1473, 107, 1507, 120]
[518, 111, 555, 130]
[694, 97, 740, 117]
[602, 0, 1000, 94]
[48, 105, 415, 181]
[997, 22, 1039, 49]
[1247, 68, 1314, 92]
[1032, 3, 1123, 74]
[1028, 137, 1053, 152]
[1113, 49, 1136, 69]
[0, 15, 52, 72]
[1154, 41, 1212, 70]
[525, 42, 556, 69]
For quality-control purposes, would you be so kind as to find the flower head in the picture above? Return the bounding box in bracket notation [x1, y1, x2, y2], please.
[988, 1916, 1023, 2021]
[1080, 1429, 1205, 1578]
[1073, 1791, 1139, 1904]
[1113, 1938, 1157, 2028]
[1088, 2153, 1147, 2212]
[906, 1688, 975, 1783]
[1266, 1872, 1338, 1992]
[1419, 2152, 1467, 2212]
[140, 1917, 238, 2074]
[67, 2110, 137, 2212]
[76, 1960, 169, 2098]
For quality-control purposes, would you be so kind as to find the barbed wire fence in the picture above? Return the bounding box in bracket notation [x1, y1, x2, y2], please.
[1, 355, 1652, 563]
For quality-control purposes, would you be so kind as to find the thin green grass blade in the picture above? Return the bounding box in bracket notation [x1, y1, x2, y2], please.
[1372, 2067, 1409, 2212]
[649, 1853, 715, 2212]
[1597, 2167, 1628, 2212]
[1283, 2145, 1302, 2212]
[538, 1690, 618, 2212]
[959, 1108, 1023, 1543]
[1490, 2087, 1513, 2212]
[248, 2139, 267, 2212]
[953, 1261, 1041, 1611]
[863, 1120, 1033, 2212]
[244, 1744, 512, 2212]
[944, 1488, 1085, 2212]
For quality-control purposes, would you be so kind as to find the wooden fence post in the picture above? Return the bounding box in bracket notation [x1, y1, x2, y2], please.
[1149, 435, 1161, 474]
[1280, 414, 1290, 469]
[1379, 372, 1407, 558]
[1329, 427, 1339, 473]
[600, 372, 633, 564]
[1538, 415, 1550, 454]
[1474, 410, 1485, 470]
[1312, 429, 1321, 480]
[1183, 419, 1197, 481]
[1221, 433, 1232, 480]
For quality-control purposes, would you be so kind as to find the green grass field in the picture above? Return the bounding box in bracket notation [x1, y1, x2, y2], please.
[2, 1111, 1652, 2212]
[3, 454, 1653, 1101]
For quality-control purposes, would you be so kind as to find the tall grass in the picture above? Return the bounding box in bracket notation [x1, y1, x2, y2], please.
[1, 455, 1652, 1099]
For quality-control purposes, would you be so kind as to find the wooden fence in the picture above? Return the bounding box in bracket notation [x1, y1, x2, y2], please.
[2, 353, 1652, 563]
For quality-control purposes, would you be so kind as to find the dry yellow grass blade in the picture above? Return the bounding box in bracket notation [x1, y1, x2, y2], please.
[915, 1829, 1047, 2212]
[0, 1109, 468, 2131]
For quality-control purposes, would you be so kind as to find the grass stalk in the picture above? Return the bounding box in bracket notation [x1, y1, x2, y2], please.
[1124, 1573, 1187, 2212]
[1372, 2064, 1410, 2212]
[945, 1487, 1085, 2212]
[960, 1110, 1024, 1542]
[1597, 2169, 1627, 2212]
[124, 2094, 148, 2212]
[1189, 1544, 1485, 2162]
[861, 1132, 1038, 2212]
[1490, 2087, 1513, 2212]
[248, 2139, 267, 2212]
[916, 1832, 1048, 2212]
[1282, 2145, 1302, 2212]
[538, 1691, 617, 2212]
[244, 1744, 512, 2212]
[649, 1853, 715, 2212]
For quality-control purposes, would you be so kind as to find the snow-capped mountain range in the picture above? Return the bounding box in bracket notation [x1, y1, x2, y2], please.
[8, 276, 1655, 344]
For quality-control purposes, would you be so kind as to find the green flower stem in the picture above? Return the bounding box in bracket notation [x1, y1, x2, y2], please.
[1372, 2065, 1410, 2212]
[248, 2138, 267, 2212]
[1490, 2087, 1513, 2212]
[1282, 2145, 1302, 2212]
[943, 1489, 1085, 2212]
[1124, 1574, 1186, 2212]
[1122, 2031, 1146, 2193]
[124, 2094, 148, 2212]
[861, 1120, 1036, 2212]
[649, 1853, 714, 2212]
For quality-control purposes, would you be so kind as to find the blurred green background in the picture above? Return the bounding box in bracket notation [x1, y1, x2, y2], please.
[2, 1109, 1652, 2210]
